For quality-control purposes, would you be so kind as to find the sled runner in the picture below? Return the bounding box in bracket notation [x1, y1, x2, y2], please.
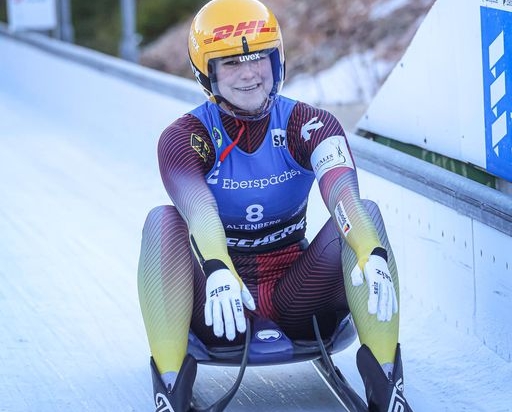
[186, 314, 368, 412]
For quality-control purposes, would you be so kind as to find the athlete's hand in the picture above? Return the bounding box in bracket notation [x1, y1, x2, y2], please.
[350, 248, 398, 321]
[205, 269, 256, 340]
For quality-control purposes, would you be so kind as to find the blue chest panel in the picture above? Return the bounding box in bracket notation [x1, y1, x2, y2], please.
[191, 97, 315, 239]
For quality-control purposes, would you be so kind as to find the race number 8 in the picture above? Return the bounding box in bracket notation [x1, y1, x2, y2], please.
[246, 204, 264, 222]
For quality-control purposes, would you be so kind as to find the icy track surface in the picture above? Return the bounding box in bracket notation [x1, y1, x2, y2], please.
[1, 46, 511, 412]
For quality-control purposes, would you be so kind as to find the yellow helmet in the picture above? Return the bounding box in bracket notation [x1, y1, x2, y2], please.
[188, 0, 285, 119]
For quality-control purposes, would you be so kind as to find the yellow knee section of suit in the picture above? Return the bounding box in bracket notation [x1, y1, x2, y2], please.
[137, 205, 194, 374]
[343, 271, 399, 364]
[138, 284, 193, 373]
[341, 201, 400, 365]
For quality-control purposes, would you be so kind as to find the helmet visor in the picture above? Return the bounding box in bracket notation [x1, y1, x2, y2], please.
[208, 48, 283, 120]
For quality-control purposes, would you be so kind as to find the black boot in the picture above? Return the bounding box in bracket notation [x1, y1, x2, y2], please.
[356, 344, 414, 412]
[150, 355, 197, 412]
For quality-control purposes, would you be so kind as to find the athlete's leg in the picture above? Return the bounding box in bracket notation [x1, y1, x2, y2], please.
[272, 199, 399, 365]
[348, 202, 412, 411]
[342, 199, 399, 366]
[272, 218, 348, 340]
[137, 205, 195, 376]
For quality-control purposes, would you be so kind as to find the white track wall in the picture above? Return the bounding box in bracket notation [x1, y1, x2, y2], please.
[358, 0, 512, 183]
[354, 169, 512, 362]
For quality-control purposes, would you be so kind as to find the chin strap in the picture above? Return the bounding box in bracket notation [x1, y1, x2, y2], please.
[214, 93, 272, 122]
[220, 119, 246, 162]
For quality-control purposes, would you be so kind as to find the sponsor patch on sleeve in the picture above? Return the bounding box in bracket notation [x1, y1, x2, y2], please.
[310, 135, 354, 181]
[334, 200, 352, 237]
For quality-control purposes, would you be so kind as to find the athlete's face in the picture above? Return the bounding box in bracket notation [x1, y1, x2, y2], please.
[213, 53, 274, 113]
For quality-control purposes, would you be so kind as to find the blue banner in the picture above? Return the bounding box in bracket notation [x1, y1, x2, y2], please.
[481, 6, 512, 182]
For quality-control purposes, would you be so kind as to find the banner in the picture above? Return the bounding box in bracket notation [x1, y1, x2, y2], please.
[481, 4, 512, 182]
[7, 0, 57, 32]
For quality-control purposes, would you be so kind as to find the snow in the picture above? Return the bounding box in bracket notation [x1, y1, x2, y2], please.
[1, 32, 511, 412]
[283, 52, 394, 106]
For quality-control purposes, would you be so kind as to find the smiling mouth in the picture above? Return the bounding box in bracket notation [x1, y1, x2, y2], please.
[235, 84, 260, 91]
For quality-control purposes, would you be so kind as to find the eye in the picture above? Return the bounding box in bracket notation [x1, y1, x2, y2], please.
[222, 59, 239, 66]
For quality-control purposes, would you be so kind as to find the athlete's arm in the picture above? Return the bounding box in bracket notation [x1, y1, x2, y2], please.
[288, 103, 382, 266]
[289, 103, 397, 320]
[158, 114, 238, 275]
[159, 114, 255, 337]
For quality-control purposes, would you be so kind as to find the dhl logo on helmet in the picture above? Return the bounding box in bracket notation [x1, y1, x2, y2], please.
[204, 20, 277, 44]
